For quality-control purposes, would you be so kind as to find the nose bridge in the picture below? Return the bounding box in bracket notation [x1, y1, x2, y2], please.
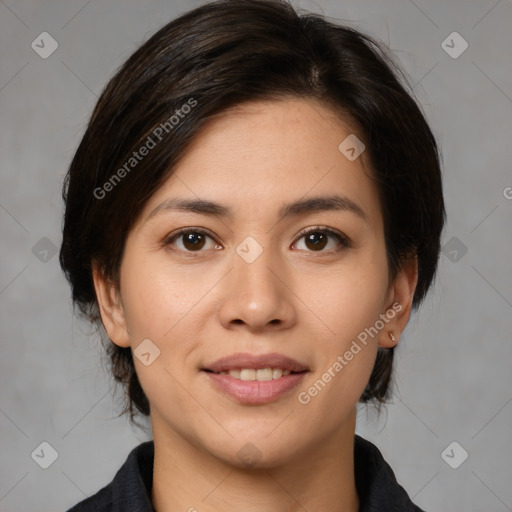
[218, 234, 296, 330]
[234, 233, 282, 298]
[235, 235, 279, 290]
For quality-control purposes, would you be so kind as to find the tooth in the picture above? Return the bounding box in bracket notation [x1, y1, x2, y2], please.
[224, 368, 293, 380]
[272, 368, 283, 379]
[240, 369, 256, 381]
[256, 368, 273, 381]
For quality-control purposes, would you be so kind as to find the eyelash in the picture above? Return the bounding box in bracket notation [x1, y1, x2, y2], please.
[163, 225, 351, 255]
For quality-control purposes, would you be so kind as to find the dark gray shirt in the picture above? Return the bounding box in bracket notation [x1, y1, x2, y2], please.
[66, 435, 425, 511]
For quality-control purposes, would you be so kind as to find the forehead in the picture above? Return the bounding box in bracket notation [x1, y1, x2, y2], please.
[137, 98, 382, 229]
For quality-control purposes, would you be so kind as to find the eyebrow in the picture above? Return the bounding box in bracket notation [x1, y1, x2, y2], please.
[146, 194, 368, 224]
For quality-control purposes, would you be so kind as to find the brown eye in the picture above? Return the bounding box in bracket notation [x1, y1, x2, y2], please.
[304, 231, 328, 251]
[165, 229, 219, 253]
[294, 227, 350, 253]
[181, 232, 206, 251]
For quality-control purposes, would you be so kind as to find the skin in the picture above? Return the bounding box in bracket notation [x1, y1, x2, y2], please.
[93, 97, 417, 512]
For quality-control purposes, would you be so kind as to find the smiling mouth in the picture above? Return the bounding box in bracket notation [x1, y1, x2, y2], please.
[202, 367, 309, 404]
[202, 368, 307, 381]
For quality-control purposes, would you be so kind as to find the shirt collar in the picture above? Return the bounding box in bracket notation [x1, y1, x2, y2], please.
[353, 435, 425, 511]
[71, 435, 424, 512]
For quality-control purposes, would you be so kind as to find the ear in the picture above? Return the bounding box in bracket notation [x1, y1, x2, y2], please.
[92, 262, 131, 348]
[378, 256, 418, 349]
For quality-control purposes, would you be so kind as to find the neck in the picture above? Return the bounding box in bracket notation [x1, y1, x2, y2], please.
[151, 411, 359, 512]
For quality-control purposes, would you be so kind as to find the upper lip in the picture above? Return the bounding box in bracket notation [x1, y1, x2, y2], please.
[203, 352, 309, 373]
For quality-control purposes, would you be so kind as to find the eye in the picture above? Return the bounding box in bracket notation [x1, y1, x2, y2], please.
[163, 226, 351, 255]
[164, 228, 221, 253]
[293, 226, 351, 253]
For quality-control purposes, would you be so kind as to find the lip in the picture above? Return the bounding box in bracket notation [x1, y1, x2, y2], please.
[201, 352, 309, 405]
[202, 352, 309, 373]
[203, 371, 308, 404]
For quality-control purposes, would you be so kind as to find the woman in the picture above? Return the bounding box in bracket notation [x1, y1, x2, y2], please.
[60, 0, 445, 510]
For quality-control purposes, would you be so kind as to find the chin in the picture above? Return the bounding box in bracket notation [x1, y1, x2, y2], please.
[203, 433, 305, 470]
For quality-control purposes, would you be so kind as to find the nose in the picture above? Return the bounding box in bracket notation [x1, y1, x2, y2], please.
[217, 239, 297, 333]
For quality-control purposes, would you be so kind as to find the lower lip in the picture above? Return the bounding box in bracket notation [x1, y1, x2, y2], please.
[203, 371, 307, 404]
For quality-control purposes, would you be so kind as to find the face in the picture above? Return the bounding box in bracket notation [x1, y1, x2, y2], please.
[94, 98, 416, 468]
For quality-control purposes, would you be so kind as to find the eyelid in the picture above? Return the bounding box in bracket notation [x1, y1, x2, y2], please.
[163, 225, 351, 254]
[164, 226, 216, 242]
[293, 225, 351, 249]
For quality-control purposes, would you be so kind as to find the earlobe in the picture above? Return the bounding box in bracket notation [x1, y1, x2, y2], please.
[378, 256, 418, 349]
[92, 263, 131, 348]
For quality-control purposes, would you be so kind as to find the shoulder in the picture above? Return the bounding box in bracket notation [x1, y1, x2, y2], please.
[354, 435, 426, 512]
[64, 441, 155, 512]
[66, 485, 113, 512]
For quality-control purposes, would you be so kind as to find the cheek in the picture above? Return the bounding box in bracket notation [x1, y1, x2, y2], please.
[292, 251, 388, 407]
[298, 250, 389, 348]
[119, 253, 205, 413]
[294, 281, 382, 433]
[119, 249, 210, 342]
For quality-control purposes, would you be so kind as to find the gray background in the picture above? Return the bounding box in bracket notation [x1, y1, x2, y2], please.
[1, 0, 511, 511]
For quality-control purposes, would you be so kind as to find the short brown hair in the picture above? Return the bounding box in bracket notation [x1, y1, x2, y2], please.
[60, 0, 445, 421]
